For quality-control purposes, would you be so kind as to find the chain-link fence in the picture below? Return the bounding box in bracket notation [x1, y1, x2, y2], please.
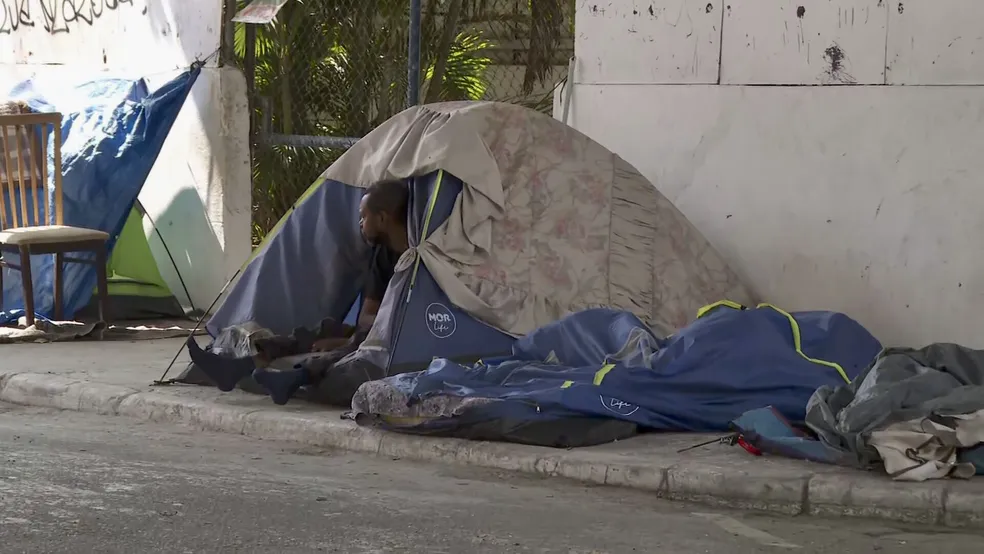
[446, 0, 574, 109]
[234, 0, 574, 243]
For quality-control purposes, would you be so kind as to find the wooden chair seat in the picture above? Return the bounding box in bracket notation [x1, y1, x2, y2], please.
[0, 225, 109, 245]
[0, 108, 110, 329]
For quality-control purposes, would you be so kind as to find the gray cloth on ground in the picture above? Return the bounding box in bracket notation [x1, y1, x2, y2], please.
[805, 343, 984, 467]
[301, 355, 389, 407]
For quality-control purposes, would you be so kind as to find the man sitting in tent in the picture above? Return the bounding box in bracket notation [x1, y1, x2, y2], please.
[187, 179, 409, 405]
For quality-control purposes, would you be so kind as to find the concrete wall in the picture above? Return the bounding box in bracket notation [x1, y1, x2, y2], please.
[0, 0, 251, 312]
[561, 0, 984, 347]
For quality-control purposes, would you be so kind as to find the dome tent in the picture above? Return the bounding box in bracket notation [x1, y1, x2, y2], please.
[198, 101, 755, 393]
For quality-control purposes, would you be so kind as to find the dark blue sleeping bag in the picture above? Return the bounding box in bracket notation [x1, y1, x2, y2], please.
[368, 302, 882, 433]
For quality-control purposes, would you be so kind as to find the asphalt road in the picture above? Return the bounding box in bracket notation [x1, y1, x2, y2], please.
[0, 404, 982, 554]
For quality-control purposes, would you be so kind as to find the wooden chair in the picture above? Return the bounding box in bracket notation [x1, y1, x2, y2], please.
[0, 109, 110, 328]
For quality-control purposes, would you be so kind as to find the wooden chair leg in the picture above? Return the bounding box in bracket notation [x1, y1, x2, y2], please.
[94, 244, 109, 327]
[18, 246, 34, 328]
[53, 252, 64, 321]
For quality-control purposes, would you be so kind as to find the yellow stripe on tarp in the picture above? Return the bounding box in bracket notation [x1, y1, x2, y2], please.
[696, 299, 851, 383]
[560, 302, 851, 392]
[407, 170, 444, 299]
[593, 363, 615, 385]
[559, 363, 614, 390]
[756, 303, 852, 384]
[696, 299, 746, 319]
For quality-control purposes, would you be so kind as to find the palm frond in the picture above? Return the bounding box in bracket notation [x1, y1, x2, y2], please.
[424, 32, 493, 101]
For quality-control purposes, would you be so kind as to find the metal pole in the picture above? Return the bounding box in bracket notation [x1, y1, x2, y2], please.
[562, 56, 576, 125]
[260, 134, 361, 149]
[245, 24, 257, 153]
[221, 0, 237, 66]
[152, 268, 242, 386]
[407, 0, 422, 107]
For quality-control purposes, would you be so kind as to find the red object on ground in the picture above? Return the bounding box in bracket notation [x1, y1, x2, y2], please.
[736, 436, 763, 456]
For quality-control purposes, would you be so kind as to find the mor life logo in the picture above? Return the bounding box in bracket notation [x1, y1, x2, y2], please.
[600, 395, 639, 417]
[425, 303, 456, 339]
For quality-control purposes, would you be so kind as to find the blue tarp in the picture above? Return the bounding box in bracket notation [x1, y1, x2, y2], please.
[369, 304, 883, 433]
[1, 66, 200, 323]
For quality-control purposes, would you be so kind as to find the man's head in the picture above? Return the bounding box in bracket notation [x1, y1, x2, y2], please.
[359, 179, 408, 247]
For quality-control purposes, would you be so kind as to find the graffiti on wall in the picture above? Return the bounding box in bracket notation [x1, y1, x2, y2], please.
[0, 0, 141, 35]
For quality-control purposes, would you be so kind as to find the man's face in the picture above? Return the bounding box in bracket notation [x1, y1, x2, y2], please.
[359, 195, 385, 245]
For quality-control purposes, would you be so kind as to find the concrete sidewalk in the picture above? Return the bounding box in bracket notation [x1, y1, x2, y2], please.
[2, 338, 983, 529]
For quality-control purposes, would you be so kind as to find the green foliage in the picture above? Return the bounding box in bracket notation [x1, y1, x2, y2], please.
[423, 32, 493, 101]
[239, 0, 569, 244]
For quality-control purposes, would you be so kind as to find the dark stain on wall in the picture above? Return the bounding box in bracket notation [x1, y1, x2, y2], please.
[823, 44, 857, 84]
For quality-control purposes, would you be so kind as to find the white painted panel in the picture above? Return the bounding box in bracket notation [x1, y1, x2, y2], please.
[575, 0, 722, 84]
[886, 0, 984, 85]
[568, 83, 984, 348]
[0, 0, 221, 70]
[721, 0, 887, 85]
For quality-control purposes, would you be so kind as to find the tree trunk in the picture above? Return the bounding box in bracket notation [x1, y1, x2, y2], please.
[525, 0, 564, 94]
[424, 0, 464, 104]
[278, 5, 308, 136]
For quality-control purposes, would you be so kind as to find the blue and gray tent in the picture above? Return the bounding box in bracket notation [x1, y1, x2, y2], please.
[181, 102, 754, 398]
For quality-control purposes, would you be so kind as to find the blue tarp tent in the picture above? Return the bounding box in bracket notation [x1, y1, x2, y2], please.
[1, 65, 200, 323]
